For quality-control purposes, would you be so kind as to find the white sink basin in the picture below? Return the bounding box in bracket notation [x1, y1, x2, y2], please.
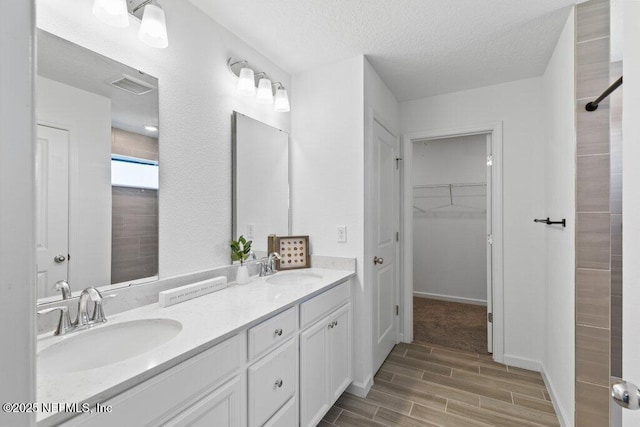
[38, 319, 182, 374]
[266, 271, 323, 286]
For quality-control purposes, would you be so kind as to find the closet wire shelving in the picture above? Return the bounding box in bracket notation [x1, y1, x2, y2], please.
[413, 182, 486, 214]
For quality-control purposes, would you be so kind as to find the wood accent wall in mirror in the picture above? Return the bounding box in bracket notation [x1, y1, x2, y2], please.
[232, 112, 290, 253]
[36, 30, 159, 302]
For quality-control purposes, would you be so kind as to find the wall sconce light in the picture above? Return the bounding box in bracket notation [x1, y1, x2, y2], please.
[256, 77, 274, 104]
[227, 57, 290, 113]
[273, 84, 290, 112]
[92, 0, 169, 49]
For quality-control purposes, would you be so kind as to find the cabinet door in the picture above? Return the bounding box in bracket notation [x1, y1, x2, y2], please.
[164, 376, 242, 427]
[329, 303, 352, 402]
[299, 315, 330, 427]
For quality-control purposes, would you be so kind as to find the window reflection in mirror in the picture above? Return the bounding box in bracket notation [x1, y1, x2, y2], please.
[35, 30, 159, 302]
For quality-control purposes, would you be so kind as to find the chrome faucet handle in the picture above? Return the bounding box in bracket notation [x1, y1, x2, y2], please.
[54, 280, 72, 300]
[92, 300, 107, 323]
[259, 257, 269, 277]
[37, 306, 75, 336]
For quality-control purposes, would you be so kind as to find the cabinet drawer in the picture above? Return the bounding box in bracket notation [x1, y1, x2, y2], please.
[67, 334, 243, 427]
[300, 280, 350, 329]
[264, 397, 297, 427]
[248, 338, 297, 427]
[248, 306, 297, 361]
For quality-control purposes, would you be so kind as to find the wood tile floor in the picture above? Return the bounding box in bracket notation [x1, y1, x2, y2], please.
[320, 342, 560, 427]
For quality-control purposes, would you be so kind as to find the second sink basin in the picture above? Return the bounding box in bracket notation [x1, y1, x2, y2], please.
[38, 318, 182, 374]
[266, 271, 323, 286]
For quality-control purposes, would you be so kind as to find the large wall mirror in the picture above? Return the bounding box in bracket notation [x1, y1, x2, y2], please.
[36, 30, 159, 302]
[232, 112, 290, 253]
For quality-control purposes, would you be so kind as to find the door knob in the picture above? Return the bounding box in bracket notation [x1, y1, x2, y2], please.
[612, 380, 640, 410]
[373, 256, 384, 265]
[54, 255, 66, 263]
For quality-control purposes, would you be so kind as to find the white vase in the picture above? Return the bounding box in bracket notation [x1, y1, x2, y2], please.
[236, 264, 250, 285]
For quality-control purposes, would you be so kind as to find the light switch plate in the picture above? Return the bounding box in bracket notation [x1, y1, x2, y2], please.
[246, 224, 255, 239]
[337, 226, 347, 243]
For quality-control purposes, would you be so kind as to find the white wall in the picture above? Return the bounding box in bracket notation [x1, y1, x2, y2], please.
[291, 55, 367, 388]
[412, 135, 487, 304]
[291, 56, 399, 394]
[541, 10, 575, 426]
[0, 0, 36, 425]
[36, 76, 112, 288]
[401, 77, 546, 366]
[623, 2, 640, 426]
[37, 0, 291, 279]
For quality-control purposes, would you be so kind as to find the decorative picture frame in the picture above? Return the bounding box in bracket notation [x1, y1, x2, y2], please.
[273, 235, 310, 270]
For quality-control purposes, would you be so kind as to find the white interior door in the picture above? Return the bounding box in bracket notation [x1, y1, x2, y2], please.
[372, 119, 399, 373]
[620, 2, 640, 425]
[486, 134, 493, 354]
[35, 125, 69, 298]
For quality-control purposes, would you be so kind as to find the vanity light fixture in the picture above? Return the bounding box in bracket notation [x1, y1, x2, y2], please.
[237, 66, 256, 97]
[273, 84, 290, 113]
[256, 77, 274, 104]
[144, 124, 159, 132]
[227, 57, 290, 112]
[92, 0, 169, 49]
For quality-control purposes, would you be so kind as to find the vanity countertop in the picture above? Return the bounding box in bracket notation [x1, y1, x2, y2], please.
[36, 268, 355, 425]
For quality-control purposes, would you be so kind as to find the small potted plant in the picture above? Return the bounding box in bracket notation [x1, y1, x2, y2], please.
[231, 235, 252, 285]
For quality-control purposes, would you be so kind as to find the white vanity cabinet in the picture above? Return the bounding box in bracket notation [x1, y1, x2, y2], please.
[56, 276, 353, 427]
[66, 333, 246, 427]
[299, 281, 353, 427]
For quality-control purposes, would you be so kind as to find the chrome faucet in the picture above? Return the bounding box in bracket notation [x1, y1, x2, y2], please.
[260, 252, 281, 277]
[75, 287, 107, 327]
[38, 287, 111, 336]
[55, 280, 72, 300]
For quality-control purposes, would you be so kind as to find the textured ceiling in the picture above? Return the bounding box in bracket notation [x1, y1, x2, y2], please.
[189, 0, 578, 101]
[37, 30, 159, 136]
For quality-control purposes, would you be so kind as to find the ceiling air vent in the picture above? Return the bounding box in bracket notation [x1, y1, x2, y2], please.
[108, 74, 156, 95]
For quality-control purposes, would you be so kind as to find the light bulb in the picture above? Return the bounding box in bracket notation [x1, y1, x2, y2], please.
[139, 4, 169, 49]
[237, 67, 256, 96]
[93, 0, 129, 28]
[274, 87, 290, 112]
[256, 78, 274, 104]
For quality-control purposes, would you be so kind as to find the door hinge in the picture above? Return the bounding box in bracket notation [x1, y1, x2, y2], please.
[395, 231, 400, 242]
[486, 155, 493, 166]
[487, 234, 493, 245]
[395, 157, 403, 169]
[396, 305, 399, 316]
[488, 313, 493, 323]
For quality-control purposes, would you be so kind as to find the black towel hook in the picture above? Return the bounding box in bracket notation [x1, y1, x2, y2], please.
[534, 217, 566, 227]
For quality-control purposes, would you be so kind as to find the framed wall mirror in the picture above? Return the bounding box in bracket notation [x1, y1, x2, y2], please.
[232, 112, 290, 254]
[36, 30, 160, 302]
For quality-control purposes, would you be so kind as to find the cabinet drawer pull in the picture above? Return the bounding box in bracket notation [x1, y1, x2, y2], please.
[275, 379, 283, 388]
[328, 323, 333, 329]
[274, 328, 283, 336]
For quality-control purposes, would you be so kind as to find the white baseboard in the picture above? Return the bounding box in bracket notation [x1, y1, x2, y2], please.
[540, 364, 571, 427]
[346, 374, 372, 398]
[413, 291, 487, 306]
[502, 354, 542, 372]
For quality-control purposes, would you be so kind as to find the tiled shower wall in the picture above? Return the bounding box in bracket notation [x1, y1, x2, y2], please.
[111, 128, 159, 284]
[574, 0, 614, 425]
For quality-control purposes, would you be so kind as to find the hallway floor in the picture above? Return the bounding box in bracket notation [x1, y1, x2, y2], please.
[322, 342, 560, 427]
[413, 297, 487, 354]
